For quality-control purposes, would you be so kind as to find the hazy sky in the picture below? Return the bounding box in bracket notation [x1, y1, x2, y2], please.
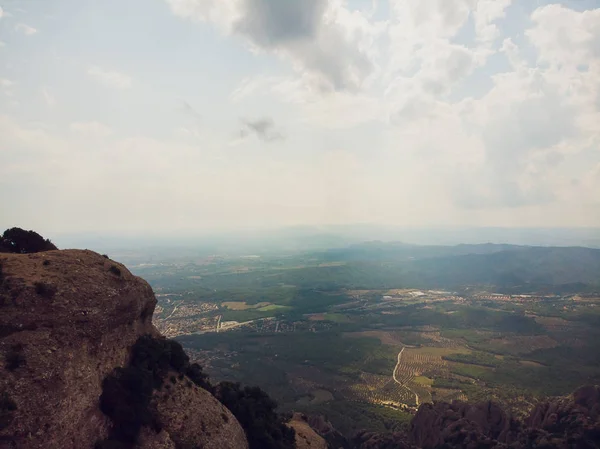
[1, 0, 599, 233]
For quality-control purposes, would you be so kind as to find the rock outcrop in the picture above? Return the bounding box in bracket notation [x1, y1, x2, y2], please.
[353, 430, 413, 449]
[286, 414, 327, 449]
[402, 386, 600, 449]
[151, 371, 247, 449]
[409, 400, 518, 449]
[0, 250, 248, 449]
[292, 414, 350, 449]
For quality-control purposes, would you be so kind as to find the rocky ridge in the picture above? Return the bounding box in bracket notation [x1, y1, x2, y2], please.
[348, 386, 600, 449]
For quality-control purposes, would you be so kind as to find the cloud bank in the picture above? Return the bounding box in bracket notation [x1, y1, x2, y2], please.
[0, 0, 599, 232]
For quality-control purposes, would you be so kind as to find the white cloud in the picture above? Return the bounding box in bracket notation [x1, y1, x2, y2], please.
[501, 38, 525, 70]
[0, 6, 4, 19]
[381, 3, 600, 211]
[166, 0, 239, 27]
[415, 41, 477, 96]
[0, 78, 15, 97]
[87, 66, 132, 89]
[298, 90, 384, 128]
[473, 0, 512, 44]
[15, 23, 38, 35]
[69, 121, 113, 138]
[3, 1, 600, 231]
[389, 0, 472, 40]
[0, 41, 6, 48]
[527, 5, 600, 68]
[465, 75, 576, 207]
[230, 73, 385, 128]
[229, 76, 278, 102]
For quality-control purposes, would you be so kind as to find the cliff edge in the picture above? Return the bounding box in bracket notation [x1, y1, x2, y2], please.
[0, 249, 248, 449]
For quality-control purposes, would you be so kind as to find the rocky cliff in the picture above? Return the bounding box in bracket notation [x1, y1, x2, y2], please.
[286, 414, 327, 449]
[0, 249, 248, 449]
[349, 385, 600, 449]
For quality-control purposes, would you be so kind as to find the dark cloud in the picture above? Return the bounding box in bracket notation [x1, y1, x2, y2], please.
[233, 0, 327, 46]
[232, 0, 374, 92]
[167, 0, 376, 92]
[241, 117, 285, 142]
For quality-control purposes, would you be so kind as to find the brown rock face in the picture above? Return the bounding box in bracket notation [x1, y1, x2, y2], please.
[402, 386, 600, 449]
[522, 385, 600, 448]
[135, 428, 176, 449]
[0, 250, 156, 449]
[0, 250, 248, 449]
[151, 372, 247, 449]
[287, 414, 328, 449]
[409, 400, 520, 449]
[353, 430, 414, 449]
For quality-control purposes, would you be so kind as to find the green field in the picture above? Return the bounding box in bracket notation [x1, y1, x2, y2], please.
[136, 242, 600, 434]
[256, 304, 291, 312]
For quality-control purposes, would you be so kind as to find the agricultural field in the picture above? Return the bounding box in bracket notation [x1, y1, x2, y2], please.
[131, 242, 600, 434]
[222, 301, 271, 310]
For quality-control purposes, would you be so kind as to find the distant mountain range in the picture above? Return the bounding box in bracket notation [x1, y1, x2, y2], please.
[279, 242, 599, 293]
[52, 226, 600, 254]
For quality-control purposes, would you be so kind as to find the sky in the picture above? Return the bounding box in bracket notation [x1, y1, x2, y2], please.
[0, 0, 599, 234]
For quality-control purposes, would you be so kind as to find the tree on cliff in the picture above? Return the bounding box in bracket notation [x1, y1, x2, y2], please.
[0, 228, 57, 254]
[215, 382, 296, 449]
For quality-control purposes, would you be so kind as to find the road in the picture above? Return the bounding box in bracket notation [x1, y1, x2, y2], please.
[166, 305, 179, 320]
[216, 315, 222, 333]
[392, 346, 420, 406]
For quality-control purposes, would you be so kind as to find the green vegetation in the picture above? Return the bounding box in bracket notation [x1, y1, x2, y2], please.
[215, 382, 295, 449]
[220, 309, 281, 322]
[257, 304, 290, 312]
[302, 400, 412, 436]
[182, 331, 396, 378]
[208, 287, 297, 306]
[449, 362, 493, 380]
[320, 313, 353, 323]
[0, 227, 57, 254]
[109, 265, 122, 277]
[440, 328, 494, 344]
[443, 351, 502, 368]
[413, 376, 434, 386]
